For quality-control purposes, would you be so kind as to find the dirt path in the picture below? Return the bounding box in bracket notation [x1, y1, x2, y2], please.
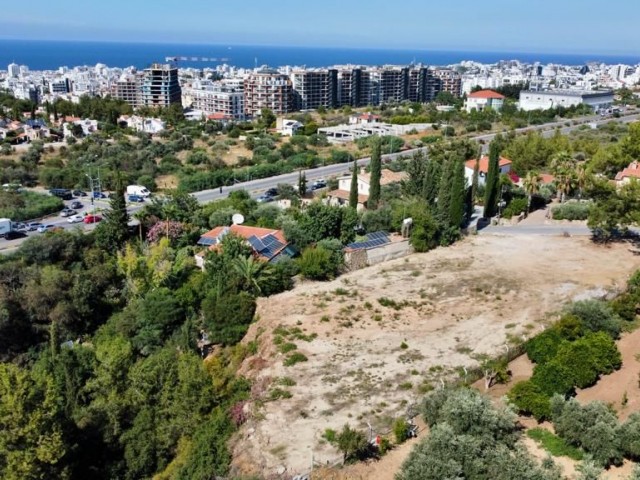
[231, 235, 640, 478]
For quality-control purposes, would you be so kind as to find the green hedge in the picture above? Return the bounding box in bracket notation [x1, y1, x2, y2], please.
[0, 191, 64, 221]
[551, 202, 591, 220]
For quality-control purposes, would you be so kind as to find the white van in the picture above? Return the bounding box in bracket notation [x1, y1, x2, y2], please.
[126, 185, 151, 197]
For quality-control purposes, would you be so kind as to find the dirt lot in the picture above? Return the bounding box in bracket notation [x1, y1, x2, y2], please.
[231, 234, 640, 478]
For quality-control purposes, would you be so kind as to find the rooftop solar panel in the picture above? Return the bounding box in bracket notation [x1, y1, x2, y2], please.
[197, 237, 217, 246]
[366, 231, 389, 242]
[247, 235, 267, 253]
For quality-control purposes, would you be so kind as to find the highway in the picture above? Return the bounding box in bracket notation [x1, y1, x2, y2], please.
[1, 111, 638, 256]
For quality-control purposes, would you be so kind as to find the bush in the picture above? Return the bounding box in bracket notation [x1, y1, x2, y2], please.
[531, 360, 575, 396]
[202, 291, 257, 346]
[0, 191, 64, 221]
[283, 352, 308, 367]
[620, 413, 640, 460]
[502, 197, 527, 218]
[393, 418, 410, 444]
[567, 300, 622, 339]
[525, 328, 564, 364]
[526, 428, 584, 460]
[551, 201, 591, 221]
[297, 246, 341, 281]
[507, 380, 551, 421]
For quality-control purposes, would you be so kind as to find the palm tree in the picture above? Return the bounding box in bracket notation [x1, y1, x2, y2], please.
[232, 256, 271, 295]
[522, 171, 541, 215]
[574, 163, 590, 200]
[551, 151, 576, 203]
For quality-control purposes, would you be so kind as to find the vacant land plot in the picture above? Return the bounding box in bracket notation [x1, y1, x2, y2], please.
[230, 234, 640, 478]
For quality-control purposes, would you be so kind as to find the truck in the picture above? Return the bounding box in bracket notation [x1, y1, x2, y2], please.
[0, 218, 23, 240]
[126, 185, 151, 198]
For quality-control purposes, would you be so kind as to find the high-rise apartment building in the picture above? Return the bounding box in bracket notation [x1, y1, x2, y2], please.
[140, 63, 181, 108]
[183, 79, 245, 120]
[336, 68, 370, 107]
[290, 69, 332, 110]
[114, 73, 142, 108]
[433, 69, 462, 97]
[244, 68, 293, 117]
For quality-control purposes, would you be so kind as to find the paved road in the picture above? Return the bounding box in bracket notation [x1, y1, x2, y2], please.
[480, 224, 593, 236]
[2, 111, 638, 255]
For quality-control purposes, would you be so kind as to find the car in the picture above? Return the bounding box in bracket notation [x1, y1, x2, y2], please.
[26, 222, 42, 231]
[14, 222, 27, 232]
[60, 208, 75, 217]
[70, 201, 83, 210]
[128, 194, 145, 203]
[73, 190, 87, 197]
[91, 191, 106, 199]
[311, 179, 327, 190]
[265, 187, 279, 197]
[256, 194, 274, 203]
[37, 224, 56, 233]
[83, 214, 102, 224]
[4, 230, 26, 240]
[67, 214, 84, 223]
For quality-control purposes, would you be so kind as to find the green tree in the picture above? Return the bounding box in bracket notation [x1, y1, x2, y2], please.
[422, 159, 441, 206]
[483, 141, 501, 218]
[349, 159, 359, 209]
[96, 175, 130, 252]
[297, 246, 341, 281]
[298, 170, 307, 196]
[336, 424, 368, 464]
[232, 256, 271, 295]
[471, 149, 480, 203]
[436, 158, 453, 221]
[368, 137, 382, 209]
[522, 171, 541, 214]
[448, 158, 466, 228]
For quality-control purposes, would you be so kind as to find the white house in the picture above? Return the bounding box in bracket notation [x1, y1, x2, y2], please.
[119, 115, 166, 134]
[615, 161, 640, 187]
[349, 112, 381, 125]
[465, 90, 505, 113]
[464, 156, 512, 186]
[327, 168, 407, 211]
[63, 119, 98, 138]
[276, 118, 304, 136]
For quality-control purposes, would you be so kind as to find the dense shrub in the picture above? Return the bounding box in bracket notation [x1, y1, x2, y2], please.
[620, 413, 640, 460]
[551, 201, 591, 221]
[0, 191, 64, 221]
[525, 328, 565, 364]
[567, 300, 622, 339]
[202, 291, 257, 345]
[531, 360, 575, 396]
[502, 197, 527, 218]
[297, 246, 341, 281]
[507, 380, 552, 421]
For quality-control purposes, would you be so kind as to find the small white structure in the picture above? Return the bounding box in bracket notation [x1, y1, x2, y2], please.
[327, 169, 408, 211]
[518, 90, 614, 112]
[318, 122, 431, 144]
[276, 118, 304, 136]
[464, 156, 512, 186]
[63, 119, 98, 138]
[119, 115, 166, 134]
[465, 90, 505, 113]
[349, 112, 381, 125]
[615, 161, 640, 187]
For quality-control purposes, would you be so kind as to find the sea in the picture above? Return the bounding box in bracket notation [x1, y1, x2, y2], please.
[1, 39, 639, 70]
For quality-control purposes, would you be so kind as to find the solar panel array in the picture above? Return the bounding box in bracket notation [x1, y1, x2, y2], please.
[197, 236, 217, 246]
[346, 231, 390, 251]
[248, 234, 285, 260]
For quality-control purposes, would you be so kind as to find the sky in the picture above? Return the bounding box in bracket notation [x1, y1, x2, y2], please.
[1, 0, 639, 54]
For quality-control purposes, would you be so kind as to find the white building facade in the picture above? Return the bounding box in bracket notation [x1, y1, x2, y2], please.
[518, 90, 614, 111]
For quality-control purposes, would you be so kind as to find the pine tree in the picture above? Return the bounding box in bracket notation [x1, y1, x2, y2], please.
[483, 141, 501, 218]
[368, 137, 382, 209]
[96, 174, 130, 252]
[422, 158, 441, 206]
[349, 158, 359, 209]
[448, 158, 466, 228]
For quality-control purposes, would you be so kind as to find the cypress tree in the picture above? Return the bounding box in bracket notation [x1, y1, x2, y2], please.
[437, 158, 453, 222]
[298, 171, 307, 197]
[368, 137, 382, 209]
[96, 174, 129, 252]
[471, 147, 481, 204]
[422, 159, 441, 206]
[448, 158, 466, 228]
[483, 141, 501, 218]
[349, 158, 359, 209]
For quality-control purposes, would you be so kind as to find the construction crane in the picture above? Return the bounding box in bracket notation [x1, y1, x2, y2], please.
[165, 56, 230, 66]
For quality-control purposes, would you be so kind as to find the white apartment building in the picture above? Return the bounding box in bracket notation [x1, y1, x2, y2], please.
[518, 90, 614, 111]
[464, 90, 505, 112]
[183, 79, 245, 120]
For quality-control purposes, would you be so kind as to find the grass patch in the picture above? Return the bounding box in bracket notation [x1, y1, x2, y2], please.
[526, 428, 584, 461]
[278, 342, 298, 354]
[277, 376, 297, 387]
[284, 352, 308, 367]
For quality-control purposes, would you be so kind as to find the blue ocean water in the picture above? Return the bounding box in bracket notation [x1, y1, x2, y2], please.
[0, 39, 638, 70]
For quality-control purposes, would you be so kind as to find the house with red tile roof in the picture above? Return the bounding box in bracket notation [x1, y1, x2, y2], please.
[194, 224, 294, 269]
[464, 155, 512, 186]
[615, 161, 640, 186]
[465, 90, 505, 113]
[327, 168, 408, 211]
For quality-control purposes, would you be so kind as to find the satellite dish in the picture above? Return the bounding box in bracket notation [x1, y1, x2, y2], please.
[232, 213, 245, 225]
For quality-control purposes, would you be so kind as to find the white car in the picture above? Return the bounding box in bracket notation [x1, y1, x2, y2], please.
[67, 214, 84, 223]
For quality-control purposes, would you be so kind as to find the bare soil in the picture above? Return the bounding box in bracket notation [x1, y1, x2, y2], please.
[230, 234, 640, 479]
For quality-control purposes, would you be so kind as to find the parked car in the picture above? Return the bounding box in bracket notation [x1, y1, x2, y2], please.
[91, 191, 106, 199]
[73, 190, 87, 197]
[128, 194, 144, 203]
[49, 188, 73, 200]
[265, 187, 279, 197]
[256, 194, 274, 203]
[26, 222, 42, 231]
[70, 201, 83, 210]
[60, 208, 75, 217]
[14, 222, 27, 232]
[37, 224, 56, 233]
[83, 214, 102, 224]
[311, 179, 327, 190]
[68, 214, 84, 223]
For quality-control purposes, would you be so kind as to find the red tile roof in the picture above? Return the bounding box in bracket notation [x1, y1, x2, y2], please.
[464, 155, 512, 174]
[327, 189, 368, 204]
[615, 161, 640, 181]
[468, 90, 505, 99]
[539, 173, 556, 184]
[207, 113, 232, 120]
[201, 224, 286, 244]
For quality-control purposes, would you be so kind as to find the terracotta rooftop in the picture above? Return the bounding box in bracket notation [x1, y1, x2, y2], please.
[198, 224, 289, 261]
[359, 169, 408, 186]
[615, 161, 640, 181]
[327, 189, 369, 204]
[464, 155, 512, 174]
[468, 89, 505, 99]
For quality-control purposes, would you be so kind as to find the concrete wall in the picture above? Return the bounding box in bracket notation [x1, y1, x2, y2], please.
[346, 240, 413, 270]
